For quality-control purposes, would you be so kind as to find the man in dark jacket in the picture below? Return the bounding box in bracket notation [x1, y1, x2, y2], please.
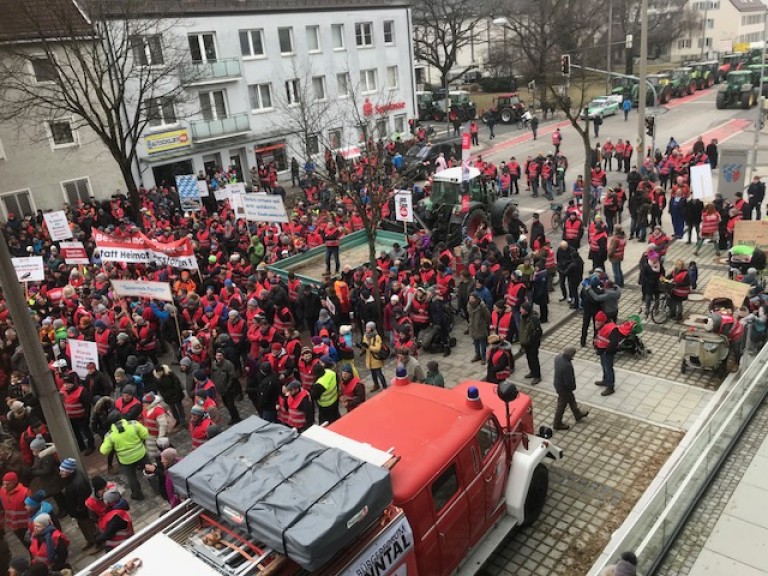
[247, 362, 280, 422]
[747, 175, 766, 220]
[295, 285, 322, 334]
[552, 346, 589, 430]
[211, 350, 240, 425]
[519, 303, 543, 384]
[59, 458, 98, 549]
[148, 365, 186, 427]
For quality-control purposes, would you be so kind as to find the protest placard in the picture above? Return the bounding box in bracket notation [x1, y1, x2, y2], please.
[12, 256, 44, 282]
[60, 241, 89, 265]
[733, 220, 768, 252]
[241, 194, 289, 223]
[43, 211, 73, 241]
[111, 279, 174, 301]
[702, 276, 751, 307]
[69, 339, 99, 379]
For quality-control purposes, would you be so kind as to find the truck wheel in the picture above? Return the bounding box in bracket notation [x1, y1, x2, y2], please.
[716, 92, 727, 109]
[521, 464, 549, 527]
[464, 209, 486, 239]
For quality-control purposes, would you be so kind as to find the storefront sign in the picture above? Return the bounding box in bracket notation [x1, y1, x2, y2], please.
[717, 149, 748, 200]
[733, 220, 768, 251]
[111, 279, 174, 301]
[363, 98, 407, 116]
[12, 256, 44, 282]
[335, 145, 361, 160]
[93, 231, 198, 270]
[176, 174, 202, 212]
[241, 194, 289, 223]
[145, 129, 191, 154]
[60, 241, 89, 265]
[394, 191, 413, 223]
[69, 339, 99, 379]
[43, 210, 72, 241]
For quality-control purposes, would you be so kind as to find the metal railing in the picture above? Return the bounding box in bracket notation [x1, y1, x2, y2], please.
[180, 57, 241, 84]
[588, 330, 768, 575]
[189, 113, 250, 141]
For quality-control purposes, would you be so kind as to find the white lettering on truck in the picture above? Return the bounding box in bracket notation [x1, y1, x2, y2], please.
[339, 517, 414, 576]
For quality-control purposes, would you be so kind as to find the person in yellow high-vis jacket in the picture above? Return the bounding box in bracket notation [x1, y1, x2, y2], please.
[309, 356, 340, 424]
[99, 411, 149, 501]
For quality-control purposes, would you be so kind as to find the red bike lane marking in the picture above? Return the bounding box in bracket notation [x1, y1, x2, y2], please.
[663, 88, 712, 110]
[678, 118, 751, 152]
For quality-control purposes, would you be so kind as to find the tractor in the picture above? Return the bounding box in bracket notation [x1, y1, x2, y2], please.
[611, 77, 635, 101]
[481, 92, 527, 124]
[715, 70, 759, 109]
[646, 74, 672, 104]
[667, 67, 697, 98]
[690, 60, 719, 89]
[416, 91, 439, 122]
[719, 52, 749, 83]
[434, 90, 477, 122]
[747, 64, 768, 97]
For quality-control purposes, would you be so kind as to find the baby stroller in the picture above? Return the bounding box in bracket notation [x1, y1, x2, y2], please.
[679, 328, 730, 377]
[618, 314, 649, 358]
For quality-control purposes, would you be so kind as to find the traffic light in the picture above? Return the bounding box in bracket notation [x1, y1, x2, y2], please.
[645, 116, 655, 137]
[561, 54, 571, 76]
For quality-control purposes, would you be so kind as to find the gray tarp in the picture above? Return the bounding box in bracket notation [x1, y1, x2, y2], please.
[168, 417, 393, 571]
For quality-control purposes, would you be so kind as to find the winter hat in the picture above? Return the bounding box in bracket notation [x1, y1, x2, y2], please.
[340, 364, 353, 374]
[320, 354, 333, 365]
[10, 401, 25, 415]
[190, 405, 205, 416]
[2, 471, 18, 482]
[160, 448, 177, 463]
[29, 434, 47, 452]
[156, 437, 171, 451]
[193, 369, 207, 381]
[365, 321, 376, 331]
[122, 384, 136, 396]
[59, 457, 77, 473]
[32, 513, 51, 527]
[339, 325, 351, 335]
[142, 392, 156, 404]
[396, 367, 407, 378]
[103, 490, 121, 506]
[426, 360, 439, 372]
[179, 357, 192, 368]
[116, 332, 130, 342]
[114, 367, 126, 380]
[91, 475, 108, 492]
[286, 380, 301, 391]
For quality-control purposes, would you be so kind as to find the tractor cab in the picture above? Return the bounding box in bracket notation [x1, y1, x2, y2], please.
[429, 166, 489, 207]
[416, 91, 436, 121]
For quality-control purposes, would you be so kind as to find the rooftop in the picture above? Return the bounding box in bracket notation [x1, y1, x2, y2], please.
[730, 0, 768, 12]
[0, 0, 92, 44]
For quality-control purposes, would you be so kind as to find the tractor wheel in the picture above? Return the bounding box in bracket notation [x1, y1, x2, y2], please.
[490, 198, 517, 235]
[521, 464, 549, 528]
[464, 208, 487, 239]
[481, 111, 491, 124]
[708, 75, 715, 88]
[500, 108, 514, 123]
[689, 80, 696, 94]
[716, 92, 727, 109]
[741, 91, 753, 109]
[433, 110, 444, 122]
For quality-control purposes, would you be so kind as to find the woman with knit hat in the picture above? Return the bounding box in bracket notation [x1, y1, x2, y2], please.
[28, 512, 69, 571]
[160, 448, 182, 508]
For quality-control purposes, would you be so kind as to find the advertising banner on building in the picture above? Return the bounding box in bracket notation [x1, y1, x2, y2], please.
[111, 279, 174, 302]
[43, 211, 73, 241]
[176, 174, 202, 212]
[12, 256, 45, 282]
[718, 149, 749, 200]
[60, 241, 90, 265]
[241, 194, 289, 223]
[394, 191, 414, 223]
[144, 128, 191, 155]
[69, 339, 99, 379]
[93, 231, 198, 270]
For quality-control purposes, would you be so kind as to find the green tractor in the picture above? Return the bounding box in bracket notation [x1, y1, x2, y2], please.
[690, 60, 719, 89]
[611, 77, 635, 101]
[668, 67, 697, 98]
[716, 70, 759, 109]
[747, 64, 768, 97]
[647, 74, 672, 104]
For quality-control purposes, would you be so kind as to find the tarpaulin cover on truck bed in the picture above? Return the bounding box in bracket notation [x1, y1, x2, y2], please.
[168, 417, 393, 571]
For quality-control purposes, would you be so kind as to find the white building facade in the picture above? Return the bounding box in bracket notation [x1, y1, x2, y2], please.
[125, 0, 416, 189]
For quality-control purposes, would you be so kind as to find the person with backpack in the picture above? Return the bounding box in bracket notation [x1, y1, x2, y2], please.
[360, 322, 388, 390]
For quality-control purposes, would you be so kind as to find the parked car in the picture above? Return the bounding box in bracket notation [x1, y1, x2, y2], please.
[579, 95, 621, 119]
[403, 139, 462, 179]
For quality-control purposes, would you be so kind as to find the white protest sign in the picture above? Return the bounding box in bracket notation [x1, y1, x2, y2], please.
[394, 190, 414, 223]
[12, 256, 44, 282]
[213, 187, 231, 203]
[227, 182, 247, 196]
[69, 339, 99, 378]
[690, 164, 714, 200]
[43, 211, 73, 241]
[196, 179, 210, 197]
[111, 279, 174, 302]
[241, 194, 289, 223]
[60, 241, 90, 265]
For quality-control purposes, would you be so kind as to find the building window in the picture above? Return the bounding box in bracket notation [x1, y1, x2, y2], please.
[355, 22, 373, 47]
[383, 20, 395, 45]
[331, 24, 345, 50]
[306, 26, 321, 52]
[329, 128, 342, 149]
[312, 76, 327, 101]
[188, 33, 217, 62]
[239, 29, 265, 57]
[61, 177, 91, 205]
[131, 35, 164, 66]
[0, 189, 33, 220]
[697, 37, 712, 48]
[394, 113, 406, 134]
[199, 90, 228, 120]
[306, 134, 320, 156]
[387, 65, 398, 89]
[361, 68, 377, 93]
[248, 83, 273, 110]
[48, 120, 77, 148]
[677, 38, 691, 49]
[285, 79, 300, 104]
[376, 119, 388, 139]
[145, 97, 177, 127]
[278, 27, 294, 55]
[30, 57, 57, 83]
[337, 72, 350, 97]
[707, 18, 714, 29]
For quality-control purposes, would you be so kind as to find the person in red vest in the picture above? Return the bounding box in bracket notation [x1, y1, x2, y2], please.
[93, 489, 133, 552]
[608, 225, 627, 288]
[28, 512, 69, 569]
[60, 371, 95, 455]
[322, 216, 342, 275]
[491, 300, 514, 343]
[562, 210, 584, 249]
[593, 311, 621, 396]
[93, 320, 116, 379]
[189, 406, 214, 449]
[279, 380, 314, 432]
[339, 364, 365, 412]
[666, 259, 691, 320]
[1, 472, 31, 544]
[588, 220, 609, 272]
[114, 384, 142, 422]
[485, 334, 514, 384]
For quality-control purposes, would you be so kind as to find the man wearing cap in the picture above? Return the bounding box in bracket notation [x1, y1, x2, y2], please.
[5, 401, 31, 442]
[395, 347, 425, 383]
[310, 360, 340, 424]
[1, 472, 31, 544]
[279, 380, 314, 431]
[485, 334, 514, 384]
[339, 365, 365, 412]
[93, 489, 134, 551]
[189, 405, 214, 449]
[99, 411, 150, 500]
[553, 347, 590, 430]
[60, 372, 95, 455]
[193, 369, 218, 403]
[594, 311, 621, 396]
[211, 349, 240, 425]
[59, 458, 99, 549]
[114, 384, 142, 423]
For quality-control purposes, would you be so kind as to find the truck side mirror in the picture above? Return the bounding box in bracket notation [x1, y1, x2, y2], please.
[497, 380, 518, 403]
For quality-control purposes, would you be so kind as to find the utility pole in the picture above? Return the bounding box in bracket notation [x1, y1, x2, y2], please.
[606, 0, 614, 94]
[637, 0, 649, 156]
[0, 234, 85, 472]
[751, 11, 768, 175]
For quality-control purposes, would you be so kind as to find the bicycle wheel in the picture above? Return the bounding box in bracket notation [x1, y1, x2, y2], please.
[651, 296, 669, 324]
[550, 212, 562, 233]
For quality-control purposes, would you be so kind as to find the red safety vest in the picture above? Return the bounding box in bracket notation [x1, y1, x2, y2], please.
[719, 314, 745, 342]
[298, 358, 318, 390]
[701, 212, 720, 236]
[227, 318, 246, 344]
[190, 417, 213, 449]
[98, 508, 134, 549]
[285, 390, 310, 429]
[142, 405, 166, 437]
[610, 236, 626, 261]
[29, 528, 68, 566]
[0, 485, 31, 530]
[323, 226, 341, 247]
[94, 329, 112, 356]
[62, 386, 87, 419]
[544, 247, 556, 269]
[410, 299, 429, 325]
[492, 310, 513, 340]
[594, 323, 619, 350]
[564, 218, 582, 240]
[671, 270, 691, 299]
[489, 348, 511, 381]
[287, 279, 301, 302]
[115, 397, 141, 420]
[505, 283, 526, 308]
[85, 495, 108, 520]
[589, 230, 607, 253]
[273, 307, 294, 333]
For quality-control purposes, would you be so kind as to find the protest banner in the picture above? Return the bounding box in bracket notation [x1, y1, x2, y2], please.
[690, 164, 714, 200]
[69, 339, 99, 379]
[111, 279, 174, 301]
[702, 276, 751, 307]
[42, 211, 73, 241]
[93, 231, 198, 270]
[733, 220, 768, 252]
[60, 241, 89, 265]
[176, 174, 202, 212]
[241, 194, 289, 223]
[12, 256, 44, 282]
[213, 187, 231, 203]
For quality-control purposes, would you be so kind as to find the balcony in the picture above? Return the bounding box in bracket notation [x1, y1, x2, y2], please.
[180, 57, 241, 85]
[190, 113, 251, 142]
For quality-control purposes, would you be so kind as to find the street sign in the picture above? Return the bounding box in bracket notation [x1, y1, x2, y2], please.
[394, 191, 413, 223]
[717, 149, 749, 200]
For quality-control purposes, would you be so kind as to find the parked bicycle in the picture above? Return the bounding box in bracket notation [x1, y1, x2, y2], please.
[651, 278, 674, 324]
[549, 202, 564, 233]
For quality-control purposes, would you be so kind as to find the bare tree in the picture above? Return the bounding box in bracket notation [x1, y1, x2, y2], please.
[0, 0, 192, 220]
[413, 0, 492, 88]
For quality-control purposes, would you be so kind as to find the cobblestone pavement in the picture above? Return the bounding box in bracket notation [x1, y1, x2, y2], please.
[654, 400, 768, 576]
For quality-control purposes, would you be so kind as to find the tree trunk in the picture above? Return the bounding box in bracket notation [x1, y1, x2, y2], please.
[625, 47, 634, 76]
[367, 235, 383, 332]
[581, 120, 592, 226]
[113, 153, 143, 229]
